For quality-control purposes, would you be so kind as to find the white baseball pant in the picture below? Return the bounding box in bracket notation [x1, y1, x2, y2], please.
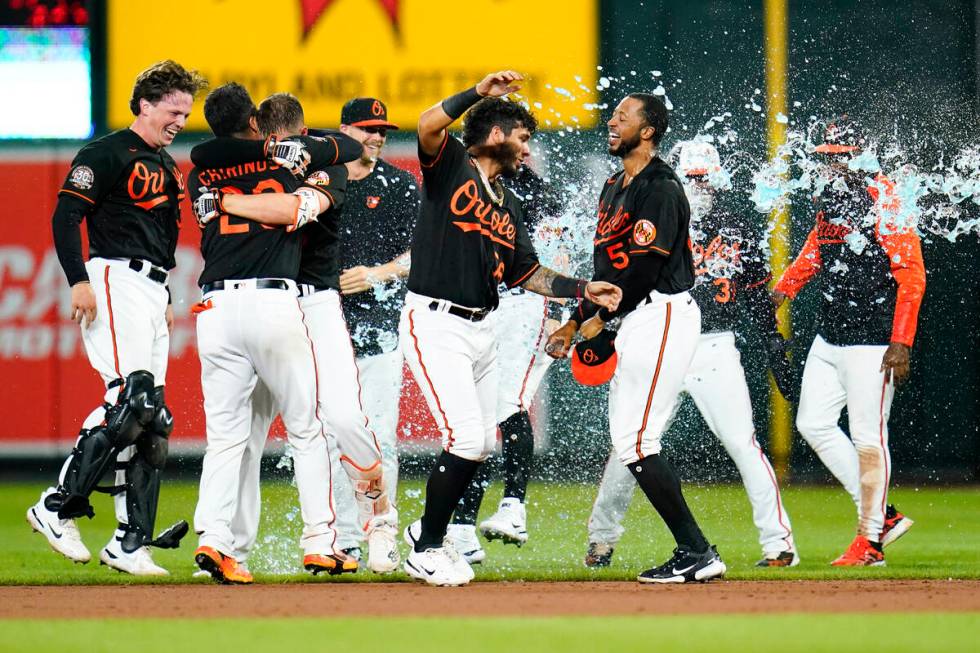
[795, 334, 894, 542]
[193, 279, 337, 557]
[400, 292, 498, 462]
[589, 330, 795, 555]
[62, 257, 170, 531]
[493, 291, 555, 423]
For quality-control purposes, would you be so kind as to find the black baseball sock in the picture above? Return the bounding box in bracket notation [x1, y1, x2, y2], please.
[417, 450, 482, 551]
[501, 411, 534, 502]
[453, 459, 492, 526]
[629, 454, 709, 553]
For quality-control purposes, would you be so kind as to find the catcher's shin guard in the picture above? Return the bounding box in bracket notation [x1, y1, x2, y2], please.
[120, 386, 186, 552]
[57, 371, 157, 519]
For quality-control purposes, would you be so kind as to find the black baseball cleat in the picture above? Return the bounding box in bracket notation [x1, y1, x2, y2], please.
[584, 542, 614, 568]
[637, 545, 727, 584]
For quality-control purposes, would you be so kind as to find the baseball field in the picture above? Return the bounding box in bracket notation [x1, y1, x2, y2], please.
[2, 480, 978, 652]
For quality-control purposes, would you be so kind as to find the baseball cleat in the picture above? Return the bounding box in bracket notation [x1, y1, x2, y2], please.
[881, 505, 914, 547]
[304, 551, 359, 576]
[403, 546, 471, 587]
[479, 498, 528, 546]
[831, 535, 885, 567]
[195, 545, 253, 584]
[447, 523, 486, 564]
[100, 537, 168, 576]
[405, 520, 475, 581]
[637, 545, 727, 584]
[755, 550, 800, 568]
[26, 488, 91, 564]
[584, 542, 615, 568]
[367, 518, 401, 574]
[341, 546, 363, 562]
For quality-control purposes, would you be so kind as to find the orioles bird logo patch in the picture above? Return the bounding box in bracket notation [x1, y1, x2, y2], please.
[366, 196, 380, 209]
[305, 170, 330, 187]
[633, 219, 657, 246]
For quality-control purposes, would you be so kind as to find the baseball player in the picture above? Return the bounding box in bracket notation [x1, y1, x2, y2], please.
[188, 88, 364, 583]
[583, 140, 799, 570]
[329, 97, 420, 565]
[449, 165, 568, 563]
[26, 61, 206, 576]
[401, 71, 621, 586]
[547, 94, 726, 584]
[773, 117, 923, 566]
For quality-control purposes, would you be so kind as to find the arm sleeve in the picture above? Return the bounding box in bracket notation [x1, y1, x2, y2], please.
[51, 194, 93, 286]
[418, 133, 466, 190]
[876, 227, 926, 346]
[189, 137, 259, 168]
[303, 132, 362, 168]
[774, 227, 822, 298]
[628, 182, 682, 258]
[302, 165, 348, 212]
[504, 211, 541, 288]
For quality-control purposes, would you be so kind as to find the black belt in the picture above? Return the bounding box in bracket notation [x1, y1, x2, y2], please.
[128, 259, 168, 284]
[201, 279, 290, 294]
[429, 301, 491, 322]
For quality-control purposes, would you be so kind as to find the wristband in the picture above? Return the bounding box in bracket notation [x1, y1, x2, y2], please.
[442, 86, 482, 120]
[551, 276, 589, 298]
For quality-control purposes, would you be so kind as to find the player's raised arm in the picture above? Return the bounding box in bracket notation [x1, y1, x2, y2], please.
[418, 71, 524, 157]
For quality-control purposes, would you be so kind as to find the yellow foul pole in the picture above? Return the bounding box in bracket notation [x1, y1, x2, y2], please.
[763, 0, 792, 479]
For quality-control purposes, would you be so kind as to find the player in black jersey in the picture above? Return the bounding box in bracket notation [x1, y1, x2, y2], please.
[27, 60, 207, 576]
[400, 71, 621, 586]
[548, 94, 726, 584]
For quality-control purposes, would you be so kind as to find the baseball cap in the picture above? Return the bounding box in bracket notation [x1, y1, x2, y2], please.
[814, 115, 865, 154]
[571, 330, 618, 386]
[340, 97, 399, 130]
[678, 141, 721, 177]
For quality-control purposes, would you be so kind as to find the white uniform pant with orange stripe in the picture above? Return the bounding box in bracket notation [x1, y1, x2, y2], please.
[590, 330, 795, 555]
[72, 257, 169, 530]
[493, 291, 555, 422]
[193, 280, 337, 557]
[609, 291, 700, 465]
[224, 289, 388, 560]
[400, 292, 498, 461]
[796, 334, 894, 542]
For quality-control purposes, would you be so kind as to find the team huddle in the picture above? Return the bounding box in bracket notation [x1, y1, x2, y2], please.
[27, 60, 924, 586]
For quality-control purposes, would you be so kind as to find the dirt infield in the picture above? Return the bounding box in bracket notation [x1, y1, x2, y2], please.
[3, 580, 978, 619]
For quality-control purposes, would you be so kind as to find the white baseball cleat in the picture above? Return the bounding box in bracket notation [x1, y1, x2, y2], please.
[26, 488, 91, 564]
[404, 519, 474, 582]
[403, 546, 471, 587]
[447, 523, 486, 564]
[479, 498, 528, 545]
[367, 517, 401, 574]
[100, 536, 168, 576]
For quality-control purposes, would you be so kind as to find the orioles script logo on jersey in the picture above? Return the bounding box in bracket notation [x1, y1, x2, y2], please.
[450, 179, 517, 249]
[595, 201, 631, 245]
[691, 233, 742, 275]
[815, 210, 853, 245]
[127, 161, 169, 210]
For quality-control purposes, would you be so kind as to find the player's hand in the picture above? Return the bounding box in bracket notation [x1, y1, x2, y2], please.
[545, 321, 578, 359]
[767, 333, 799, 403]
[266, 135, 311, 178]
[585, 281, 622, 312]
[339, 265, 379, 295]
[881, 342, 911, 386]
[543, 318, 562, 339]
[579, 315, 605, 341]
[193, 187, 223, 227]
[771, 289, 787, 308]
[165, 305, 175, 335]
[477, 71, 524, 98]
[70, 281, 97, 328]
[288, 188, 322, 232]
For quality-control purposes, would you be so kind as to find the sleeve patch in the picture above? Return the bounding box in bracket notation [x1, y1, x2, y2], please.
[68, 165, 95, 190]
[305, 170, 331, 187]
[633, 219, 657, 246]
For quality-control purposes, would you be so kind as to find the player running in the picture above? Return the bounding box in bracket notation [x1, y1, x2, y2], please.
[583, 140, 799, 570]
[773, 116, 922, 566]
[547, 94, 726, 584]
[27, 61, 206, 576]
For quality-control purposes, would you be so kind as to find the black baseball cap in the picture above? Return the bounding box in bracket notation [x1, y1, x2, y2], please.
[571, 330, 618, 386]
[340, 97, 399, 130]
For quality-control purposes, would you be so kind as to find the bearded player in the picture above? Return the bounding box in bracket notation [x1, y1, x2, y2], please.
[548, 94, 726, 584]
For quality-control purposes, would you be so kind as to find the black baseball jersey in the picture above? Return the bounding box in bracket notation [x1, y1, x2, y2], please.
[56, 129, 185, 276]
[690, 206, 771, 333]
[408, 134, 540, 309]
[578, 157, 695, 322]
[339, 159, 419, 358]
[189, 137, 345, 285]
[297, 165, 350, 290]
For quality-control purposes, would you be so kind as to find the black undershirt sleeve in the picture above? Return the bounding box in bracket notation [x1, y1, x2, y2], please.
[51, 194, 92, 286]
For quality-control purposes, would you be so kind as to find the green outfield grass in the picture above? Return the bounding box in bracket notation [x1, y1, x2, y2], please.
[3, 480, 978, 584]
[0, 614, 976, 653]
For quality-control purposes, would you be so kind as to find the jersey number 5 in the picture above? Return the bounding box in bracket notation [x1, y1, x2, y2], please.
[606, 243, 630, 270]
[218, 179, 285, 235]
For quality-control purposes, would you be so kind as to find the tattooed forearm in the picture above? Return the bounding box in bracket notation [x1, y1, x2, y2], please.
[521, 266, 588, 298]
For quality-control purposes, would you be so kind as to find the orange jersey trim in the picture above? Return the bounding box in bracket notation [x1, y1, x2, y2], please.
[58, 189, 95, 204]
[420, 133, 449, 169]
[408, 309, 455, 451]
[103, 266, 121, 378]
[510, 262, 541, 288]
[636, 302, 671, 459]
[774, 227, 822, 298]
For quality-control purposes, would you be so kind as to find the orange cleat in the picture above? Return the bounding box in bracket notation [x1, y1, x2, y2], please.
[830, 535, 885, 567]
[881, 505, 914, 547]
[304, 551, 359, 576]
[194, 545, 254, 584]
